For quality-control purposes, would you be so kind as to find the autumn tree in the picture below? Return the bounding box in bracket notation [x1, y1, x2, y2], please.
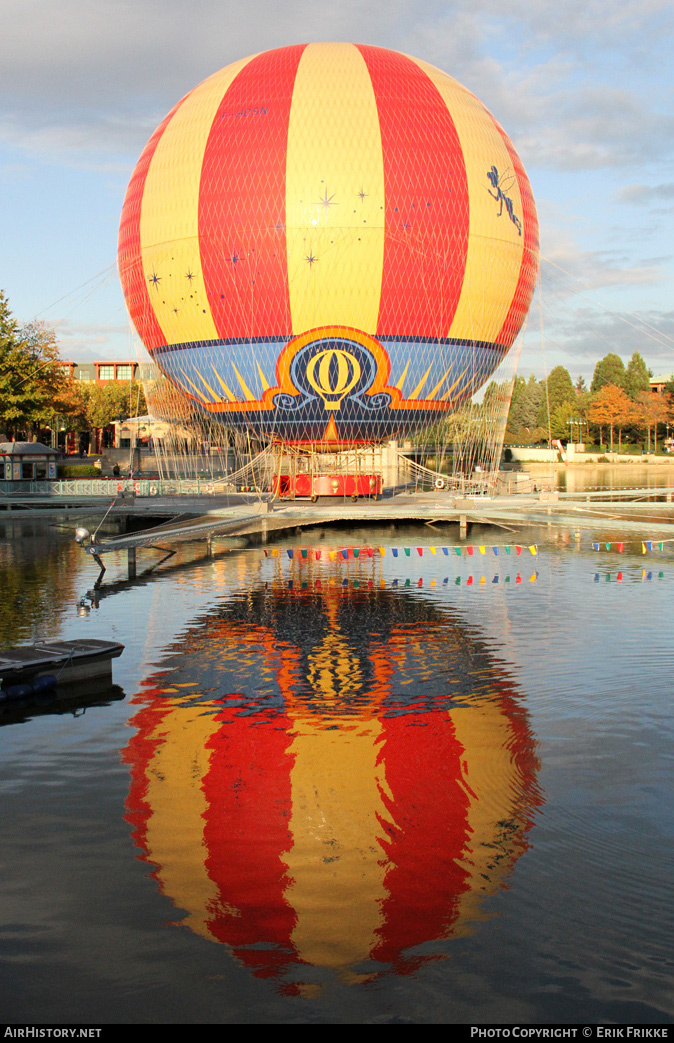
[55, 378, 89, 431]
[588, 384, 638, 452]
[145, 379, 190, 422]
[636, 390, 670, 452]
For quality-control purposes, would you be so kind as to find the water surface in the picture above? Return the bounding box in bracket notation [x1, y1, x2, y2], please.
[0, 517, 672, 1023]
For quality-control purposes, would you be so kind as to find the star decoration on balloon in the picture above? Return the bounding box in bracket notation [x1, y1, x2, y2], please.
[317, 189, 337, 213]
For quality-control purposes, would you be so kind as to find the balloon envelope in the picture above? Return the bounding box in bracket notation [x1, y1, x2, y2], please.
[123, 585, 542, 987]
[119, 43, 539, 443]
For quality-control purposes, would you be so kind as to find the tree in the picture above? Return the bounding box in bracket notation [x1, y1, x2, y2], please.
[549, 399, 578, 440]
[506, 374, 543, 441]
[591, 353, 626, 394]
[588, 384, 638, 452]
[0, 294, 67, 439]
[624, 352, 651, 400]
[536, 366, 575, 429]
[83, 381, 147, 430]
[636, 390, 670, 452]
[146, 379, 191, 422]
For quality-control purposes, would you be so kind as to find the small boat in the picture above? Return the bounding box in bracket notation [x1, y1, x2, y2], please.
[0, 639, 124, 699]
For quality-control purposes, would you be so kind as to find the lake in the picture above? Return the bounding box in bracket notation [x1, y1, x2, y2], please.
[0, 515, 672, 1024]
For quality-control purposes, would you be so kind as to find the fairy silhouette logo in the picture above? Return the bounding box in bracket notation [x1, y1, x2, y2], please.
[487, 166, 522, 236]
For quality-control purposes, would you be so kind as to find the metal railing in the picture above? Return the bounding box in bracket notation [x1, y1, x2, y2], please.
[0, 478, 238, 497]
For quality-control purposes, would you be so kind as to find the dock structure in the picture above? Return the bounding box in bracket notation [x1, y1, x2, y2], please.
[2, 481, 673, 578]
[0, 639, 124, 687]
[69, 487, 674, 580]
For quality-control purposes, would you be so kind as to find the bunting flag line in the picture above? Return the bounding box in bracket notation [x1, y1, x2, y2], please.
[594, 571, 664, 582]
[267, 573, 541, 591]
[267, 540, 674, 562]
[593, 538, 671, 553]
[265, 543, 540, 560]
[264, 569, 668, 592]
[265, 538, 674, 563]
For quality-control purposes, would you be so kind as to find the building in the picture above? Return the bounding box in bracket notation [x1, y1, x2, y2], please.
[0, 442, 59, 481]
[649, 374, 674, 394]
[55, 361, 140, 385]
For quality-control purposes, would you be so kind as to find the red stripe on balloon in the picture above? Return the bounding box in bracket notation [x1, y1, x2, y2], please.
[200, 709, 298, 979]
[356, 46, 469, 339]
[118, 100, 186, 351]
[371, 711, 471, 970]
[198, 46, 306, 340]
[122, 688, 187, 874]
[495, 127, 539, 349]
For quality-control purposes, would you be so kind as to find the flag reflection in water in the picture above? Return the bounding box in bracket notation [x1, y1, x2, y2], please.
[123, 582, 542, 991]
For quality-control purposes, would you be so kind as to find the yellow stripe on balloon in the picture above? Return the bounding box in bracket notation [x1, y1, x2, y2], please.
[395, 359, 411, 392]
[142, 703, 223, 942]
[285, 719, 390, 971]
[140, 55, 257, 345]
[408, 362, 434, 400]
[439, 367, 469, 402]
[211, 366, 237, 403]
[192, 369, 222, 402]
[448, 703, 526, 925]
[286, 43, 385, 335]
[179, 368, 210, 402]
[411, 58, 524, 345]
[256, 361, 271, 392]
[231, 363, 256, 402]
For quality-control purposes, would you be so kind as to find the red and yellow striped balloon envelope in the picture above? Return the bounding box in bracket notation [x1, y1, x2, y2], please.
[119, 43, 539, 444]
[123, 587, 541, 989]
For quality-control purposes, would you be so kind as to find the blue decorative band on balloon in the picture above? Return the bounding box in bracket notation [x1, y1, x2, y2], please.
[151, 332, 509, 442]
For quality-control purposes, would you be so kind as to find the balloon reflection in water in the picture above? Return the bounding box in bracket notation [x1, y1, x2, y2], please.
[123, 585, 542, 991]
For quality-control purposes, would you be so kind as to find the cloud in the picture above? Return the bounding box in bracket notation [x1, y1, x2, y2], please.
[519, 302, 674, 380]
[1, 0, 672, 176]
[616, 183, 674, 208]
[53, 317, 146, 363]
[0, 114, 151, 171]
[539, 218, 669, 293]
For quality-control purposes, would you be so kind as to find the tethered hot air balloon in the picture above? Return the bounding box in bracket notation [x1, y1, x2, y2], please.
[119, 43, 538, 488]
[123, 582, 542, 990]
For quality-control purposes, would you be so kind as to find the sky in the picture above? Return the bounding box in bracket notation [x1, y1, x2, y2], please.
[1, 0, 673, 382]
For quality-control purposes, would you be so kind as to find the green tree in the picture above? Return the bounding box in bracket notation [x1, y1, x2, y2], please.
[0, 293, 67, 439]
[506, 374, 543, 440]
[549, 400, 578, 440]
[536, 366, 575, 428]
[624, 352, 651, 400]
[84, 381, 147, 430]
[591, 353, 626, 394]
